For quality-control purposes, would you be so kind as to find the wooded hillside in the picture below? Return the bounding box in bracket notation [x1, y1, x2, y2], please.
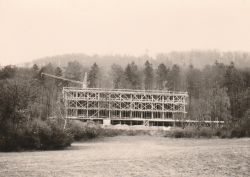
[1, 56, 250, 151]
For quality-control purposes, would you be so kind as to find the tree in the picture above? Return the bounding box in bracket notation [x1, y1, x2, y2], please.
[32, 64, 39, 72]
[189, 86, 231, 125]
[203, 61, 226, 89]
[143, 61, 154, 90]
[167, 64, 181, 90]
[37, 63, 59, 119]
[124, 62, 141, 89]
[110, 64, 124, 89]
[55, 67, 64, 87]
[208, 86, 231, 123]
[238, 88, 250, 125]
[224, 62, 244, 120]
[39, 63, 55, 85]
[55, 67, 62, 77]
[65, 61, 83, 81]
[31, 64, 40, 79]
[186, 65, 202, 113]
[0, 65, 16, 79]
[156, 63, 169, 90]
[0, 70, 35, 132]
[241, 109, 250, 132]
[88, 63, 100, 88]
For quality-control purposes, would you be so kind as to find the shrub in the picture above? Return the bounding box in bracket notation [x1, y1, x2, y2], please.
[39, 120, 73, 150]
[198, 127, 215, 138]
[171, 130, 185, 138]
[67, 120, 87, 140]
[67, 120, 102, 140]
[0, 119, 73, 151]
[126, 130, 137, 136]
[164, 127, 219, 138]
[67, 121, 156, 139]
[214, 126, 250, 138]
[99, 128, 124, 137]
[230, 128, 246, 138]
[166, 127, 197, 138]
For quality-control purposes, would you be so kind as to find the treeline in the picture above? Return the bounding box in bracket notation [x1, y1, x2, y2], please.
[98, 61, 249, 127]
[18, 59, 250, 126]
[20, 50, 250, 69]
[0, 59, 250, 151]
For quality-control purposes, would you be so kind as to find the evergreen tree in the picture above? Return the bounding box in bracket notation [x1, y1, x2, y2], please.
[110, 64, 124, 89]
[88, 63, 100, 88]
[143, 60, 154, 90]
[203, 61, 226, 89]
[124, 62, 141, 89]
[32, 64, 39, 79]
[167, 64, 180, 90]
[32, 64, 39, 72]
[156, 63, 169, 90]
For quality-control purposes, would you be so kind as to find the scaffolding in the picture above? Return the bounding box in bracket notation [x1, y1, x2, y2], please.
[62, 87, 193, 126]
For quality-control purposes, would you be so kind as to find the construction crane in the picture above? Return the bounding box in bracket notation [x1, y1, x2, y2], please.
[41, 72, 87, 88]
[41, 72, 88, 129]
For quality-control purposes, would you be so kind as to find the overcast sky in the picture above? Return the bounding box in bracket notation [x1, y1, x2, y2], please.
[0, 0, 250, 65]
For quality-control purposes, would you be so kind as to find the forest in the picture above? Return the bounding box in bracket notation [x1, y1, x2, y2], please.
[0, 53, 250, 151]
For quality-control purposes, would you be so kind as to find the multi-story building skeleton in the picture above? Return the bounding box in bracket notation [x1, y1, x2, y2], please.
[63, 87, 191, 126]
[42, 72, 224, 127]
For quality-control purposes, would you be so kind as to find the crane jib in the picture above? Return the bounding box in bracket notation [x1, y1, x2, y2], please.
[41, 72, 84, 85]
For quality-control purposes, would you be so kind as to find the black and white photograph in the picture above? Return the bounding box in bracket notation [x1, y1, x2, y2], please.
[0, 0, 250, 176]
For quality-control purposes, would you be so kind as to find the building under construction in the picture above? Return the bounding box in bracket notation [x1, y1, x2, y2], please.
[62, 87, 191, 126]
[42, 72, 224, 127]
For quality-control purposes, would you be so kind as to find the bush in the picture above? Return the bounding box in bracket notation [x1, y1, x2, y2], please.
[0, 119, 73, 151]
[230, 128, 246, 138]
[165, 127, 197, 138]
[67, 120, 102, 140]
[164, 127, 219, 138]
[170, 130, 185, 138]
[99, 128, 124, 137]
[164, 126, 250, 139]
[39, 120, 73, 150]
[214, 126, 250, 138]
[67, 121, 155, 140]
[198, 127, 215, 138]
